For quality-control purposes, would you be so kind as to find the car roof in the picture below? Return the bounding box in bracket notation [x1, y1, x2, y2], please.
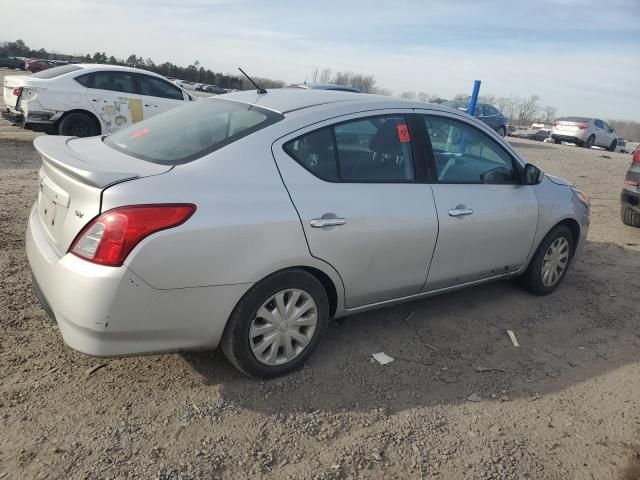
[287, 83, 360, 93]
[74, 64, 168, 79]
[218, 88, 465, 116]
[219, 88, 399, 114]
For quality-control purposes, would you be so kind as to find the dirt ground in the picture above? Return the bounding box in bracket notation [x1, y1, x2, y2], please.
[1, 72, 639, 479]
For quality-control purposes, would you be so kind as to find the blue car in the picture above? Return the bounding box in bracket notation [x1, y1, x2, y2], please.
[443, 101, 509, 137]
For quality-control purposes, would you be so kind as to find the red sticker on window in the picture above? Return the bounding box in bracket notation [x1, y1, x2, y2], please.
[396, 124, 410, 143]
[130, 128, 150, 140]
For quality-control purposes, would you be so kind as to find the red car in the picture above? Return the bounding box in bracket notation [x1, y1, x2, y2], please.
[25, 59, 53, 73]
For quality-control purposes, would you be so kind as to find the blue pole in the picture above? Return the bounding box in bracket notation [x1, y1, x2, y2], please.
[467, 80, 481, 116]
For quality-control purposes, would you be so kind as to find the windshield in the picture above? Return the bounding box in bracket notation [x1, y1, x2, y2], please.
[32, 64, 82, 79]
[104, 98, 284, 165]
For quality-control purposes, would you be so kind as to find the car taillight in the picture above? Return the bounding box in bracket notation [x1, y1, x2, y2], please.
[69, 204, 196, 267]
[625, 179, 639, 187]
[577, 124, 589, 129]
[633, 150, 640, 164]
[12, 87, 22, 96]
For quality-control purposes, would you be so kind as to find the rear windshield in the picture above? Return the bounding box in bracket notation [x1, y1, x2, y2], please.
[31, 64, 82, 79]
[558, 117, 591, 123]
[104, 98, 283, 164]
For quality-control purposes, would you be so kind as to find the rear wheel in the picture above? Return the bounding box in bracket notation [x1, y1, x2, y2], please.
[621, 206, 640, 227]
[58, 112, 100, 138]
[518, 225, 574, 295]
[497, 126, 506, 137]
[584, 135, 595, 148]
[554, 138, 561, 144]
[221, 269, 329, 378]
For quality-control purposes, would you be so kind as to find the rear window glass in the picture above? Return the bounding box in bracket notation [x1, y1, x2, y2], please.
[104, 98, 283, 165]
[558, 117, 591, 123]
[31, 64, 82, 79]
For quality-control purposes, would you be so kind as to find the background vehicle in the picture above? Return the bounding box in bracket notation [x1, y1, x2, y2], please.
[621, 149, 640, 227]
[442, 100, 509, 137]
[26, 90, 589, 377]
[25, 58, 54, 73]
[615, 138, 628, 154]
[551, 117, 618, 150]
[0, 55, 25, 70]
[173, 79, 197, 90]
[287, 83, 361, 93]
[3, 63, 193, 137]
[201, 85, 228, 94]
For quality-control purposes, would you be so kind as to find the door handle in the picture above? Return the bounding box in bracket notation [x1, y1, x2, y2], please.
[310, 218, 346, 228]
[448, 208, 473, 217]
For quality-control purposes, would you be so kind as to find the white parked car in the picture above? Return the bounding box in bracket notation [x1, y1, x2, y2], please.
[2, 64, 194, 137]
[551, 117, 618, 150]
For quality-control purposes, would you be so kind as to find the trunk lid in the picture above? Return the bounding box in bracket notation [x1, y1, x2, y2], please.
[33, 135, 172, 256]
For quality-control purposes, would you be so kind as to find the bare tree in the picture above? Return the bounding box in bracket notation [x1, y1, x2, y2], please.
[607, 119, 640, 141]
[400, 91, 417, 100]
[515, 94, 540, 126]
[417, 92, 430, 102]
[541, 105, 557, 123]
[453, 93, 470, 102]
[373, 87, 393, 96]
[478, 94, 496, 105]
[319, 68, 332, 83]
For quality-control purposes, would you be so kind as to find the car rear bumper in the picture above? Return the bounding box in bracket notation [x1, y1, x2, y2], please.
[551, 133, 587, 144]
[2, 107, 25, 125]
[26, 204, 252, 357]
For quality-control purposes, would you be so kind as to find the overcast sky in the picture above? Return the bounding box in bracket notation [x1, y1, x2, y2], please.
[2, 0, 639, 120]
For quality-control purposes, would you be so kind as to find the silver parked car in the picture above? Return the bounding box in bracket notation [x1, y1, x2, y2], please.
[26, 89, 590, 377]
[551, 116, 618, 150]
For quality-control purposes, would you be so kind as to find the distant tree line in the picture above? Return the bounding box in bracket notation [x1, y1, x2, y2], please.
[0, 39, 247, 89]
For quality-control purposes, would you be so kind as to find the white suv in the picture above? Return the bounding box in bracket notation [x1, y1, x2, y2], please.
[3, 64, 193, 137]
[551, 117, 618, 151]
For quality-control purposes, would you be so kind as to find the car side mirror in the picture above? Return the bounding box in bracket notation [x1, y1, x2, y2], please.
[523, 163, 544, 185]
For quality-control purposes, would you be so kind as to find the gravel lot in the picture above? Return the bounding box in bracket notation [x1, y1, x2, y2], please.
[1, 67, 639, 479]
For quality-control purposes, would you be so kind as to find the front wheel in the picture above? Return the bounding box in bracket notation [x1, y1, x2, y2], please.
[220, 269, 329, 378]
[608, 140, 617, 152]
[518, 225, 574, 295]
[497, 126, 506, 137]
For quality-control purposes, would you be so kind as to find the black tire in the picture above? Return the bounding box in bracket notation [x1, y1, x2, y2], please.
[518, 225, 574, 296]
[57, 112, 100, 138]
[621, 206, 640, 228]
[608, 140, 617, 152]
[554, 138, 561, 144]
[497, 126, 506, 137]
[220, 269, 329, 378]
[584, 135, 595, 149]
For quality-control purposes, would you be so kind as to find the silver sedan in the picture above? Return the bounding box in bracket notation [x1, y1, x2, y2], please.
[26, 89, 591, 377]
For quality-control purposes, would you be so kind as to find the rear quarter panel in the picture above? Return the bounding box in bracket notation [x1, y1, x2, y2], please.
[100, 130, 345, 303]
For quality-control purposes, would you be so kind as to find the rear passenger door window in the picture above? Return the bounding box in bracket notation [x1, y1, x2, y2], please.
[423, 115, 517, 184]
[109, 72, 138, 94]
[283, 115, 415, 183]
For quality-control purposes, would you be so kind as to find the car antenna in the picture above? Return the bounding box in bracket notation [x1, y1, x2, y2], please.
[238, 67, 267, 94]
